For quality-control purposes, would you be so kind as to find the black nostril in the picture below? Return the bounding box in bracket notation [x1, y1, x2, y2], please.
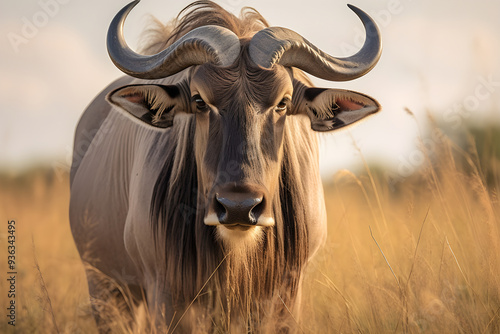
[213, 193, 227, 222]
[215, 193, 263, 225]
[250, 197, 264, 219]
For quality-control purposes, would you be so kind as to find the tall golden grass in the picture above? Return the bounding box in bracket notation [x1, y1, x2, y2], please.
[1, 121, 499, 333]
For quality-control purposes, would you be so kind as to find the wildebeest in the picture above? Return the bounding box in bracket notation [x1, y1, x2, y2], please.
[70, 0, 381, 332]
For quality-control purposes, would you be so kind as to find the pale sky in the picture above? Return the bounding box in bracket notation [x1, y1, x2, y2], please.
[1, 0, 499, 176]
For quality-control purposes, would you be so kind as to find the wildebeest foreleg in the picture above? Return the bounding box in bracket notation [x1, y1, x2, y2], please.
[84, 266, 143, 333]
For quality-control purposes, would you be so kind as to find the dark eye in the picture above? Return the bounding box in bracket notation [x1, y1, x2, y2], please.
[276, 99, 288, 112]
[192, 94, 208, 111]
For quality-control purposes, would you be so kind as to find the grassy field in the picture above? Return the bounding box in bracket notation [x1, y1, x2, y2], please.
[1, 125, 499, 333]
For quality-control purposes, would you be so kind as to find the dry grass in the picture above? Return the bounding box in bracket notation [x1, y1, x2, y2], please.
[0, 168, 97, 334]
[1, 123, 499, 333]
[302, 126, 500, 333]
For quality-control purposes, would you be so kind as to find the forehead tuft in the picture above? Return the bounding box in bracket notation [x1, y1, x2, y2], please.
[190, 47, 293, 107]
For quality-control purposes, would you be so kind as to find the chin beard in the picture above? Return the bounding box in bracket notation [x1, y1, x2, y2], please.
[215, 225, 266, 304]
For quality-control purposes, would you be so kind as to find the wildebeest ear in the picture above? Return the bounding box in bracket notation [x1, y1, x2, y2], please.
[106, 84, 184, 128]
[301, 88, 380, 132]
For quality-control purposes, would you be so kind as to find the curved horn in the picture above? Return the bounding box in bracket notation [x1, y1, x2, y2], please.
[107, 0, 241, 79]
[248, 4, 382, 81]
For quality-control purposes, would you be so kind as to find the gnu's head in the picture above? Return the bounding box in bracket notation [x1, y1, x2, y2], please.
[106, 0, 381, 245]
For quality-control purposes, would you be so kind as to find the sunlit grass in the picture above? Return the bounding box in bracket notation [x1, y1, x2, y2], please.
[0, 168, 96, 334]
[0, 123, 499, 333]
[302, 125, 500, 333]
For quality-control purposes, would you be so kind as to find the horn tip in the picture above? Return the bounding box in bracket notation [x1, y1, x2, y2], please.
[346, 4, 365, 16]
[124, 0, 141, 13]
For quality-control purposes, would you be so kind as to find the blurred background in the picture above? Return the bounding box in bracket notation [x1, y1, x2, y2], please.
[1, 0, 499, 176]
[1, 1, 500, 333]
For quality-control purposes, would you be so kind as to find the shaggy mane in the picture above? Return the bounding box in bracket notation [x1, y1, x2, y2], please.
[144, 2, 309, 330]
[139, 1, 269, 55]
